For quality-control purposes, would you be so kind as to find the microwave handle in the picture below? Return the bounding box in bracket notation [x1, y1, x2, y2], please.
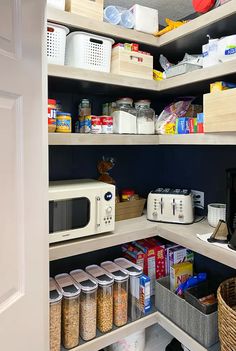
[96, 196, 101, 227]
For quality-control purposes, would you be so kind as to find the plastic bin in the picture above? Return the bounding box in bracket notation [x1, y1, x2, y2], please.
[70, 269, 98, 341]
[114, 258, 143, 321]
[47, 0, 65, 10]
[55, 273, 80, 349]
[65, 32, 114, 72]
[101, 261, 129, 327]
[86, 265, 114, 333]
[47, 22, 69, 65]
[49, 278, 62, 351]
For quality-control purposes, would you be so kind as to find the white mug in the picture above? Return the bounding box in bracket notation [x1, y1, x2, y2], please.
[207, 203, 226, 227]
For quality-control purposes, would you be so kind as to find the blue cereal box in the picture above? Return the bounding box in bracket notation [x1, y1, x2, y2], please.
[140, 274, 151, 314]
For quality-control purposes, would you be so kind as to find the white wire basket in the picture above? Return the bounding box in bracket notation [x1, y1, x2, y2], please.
[47, 0, 65, 10]
[65, 31, 114, 72]
[47, 22, 69, 65]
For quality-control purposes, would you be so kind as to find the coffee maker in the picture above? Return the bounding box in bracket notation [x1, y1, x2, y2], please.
[226, 169, 236, 250]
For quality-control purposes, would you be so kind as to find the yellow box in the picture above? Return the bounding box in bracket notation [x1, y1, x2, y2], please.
[170, 261, 193, 292]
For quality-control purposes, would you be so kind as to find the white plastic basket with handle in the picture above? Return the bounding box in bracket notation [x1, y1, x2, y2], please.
[47, 22, 69, 65]
[65, 32, 114, 72]
[47, 0, 65, 10]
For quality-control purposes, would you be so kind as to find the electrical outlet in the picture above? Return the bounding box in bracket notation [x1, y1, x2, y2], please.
[191, 190, 204, 209]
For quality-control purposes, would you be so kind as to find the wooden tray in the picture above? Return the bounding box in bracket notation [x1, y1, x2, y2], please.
[115, 198, 146, 222]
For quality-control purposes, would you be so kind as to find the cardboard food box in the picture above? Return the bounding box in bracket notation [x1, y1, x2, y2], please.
[169, 246, 194, 270]
[122, 243, 145, 269]
[170, 261, 193, 291]
[65, 0, 103, 21]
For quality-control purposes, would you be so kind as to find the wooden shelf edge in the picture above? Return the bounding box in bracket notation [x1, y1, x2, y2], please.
[158, 133, 236, 145]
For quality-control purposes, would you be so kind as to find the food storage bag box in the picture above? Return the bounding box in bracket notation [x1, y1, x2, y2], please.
[111, 46, 153, 80]
[65, 0, 104, 21]
[55, 273, 80, 349]
[86, 264, 114, 333]
[101, 261, 129, 327]
[170, 261, 193, 292]
[130, 4, 159, 34]
[49, 278, 62, 351]
[155, 277, 218, 348]
[70, 269, 98, 341]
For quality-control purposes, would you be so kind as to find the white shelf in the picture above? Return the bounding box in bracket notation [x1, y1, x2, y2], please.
[50, 215, 236, 269]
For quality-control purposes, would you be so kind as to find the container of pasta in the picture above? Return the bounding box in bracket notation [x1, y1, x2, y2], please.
[86, 264, 114, 333]
[55, 273, 80, 349]
[101, 261, 129, 327]
[114, 257, 143, 321]
[70, 269, 98, 341]
[49, 278, 62, 351]
[56, 112, 72, 133]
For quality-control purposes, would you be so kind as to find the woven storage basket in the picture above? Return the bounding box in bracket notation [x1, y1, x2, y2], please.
[217, 277, 236, 351]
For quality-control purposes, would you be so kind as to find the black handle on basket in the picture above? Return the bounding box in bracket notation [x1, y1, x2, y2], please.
[90, 38, 103, 45]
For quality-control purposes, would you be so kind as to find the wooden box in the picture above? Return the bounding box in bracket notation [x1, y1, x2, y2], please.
[204, 88, 236, 132]
[115, 198, 146, 222]
[111, 46, 153, 80]
[65, 0, 103, 21]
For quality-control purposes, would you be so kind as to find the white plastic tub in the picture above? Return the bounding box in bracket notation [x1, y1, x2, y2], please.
[47, 22, 69, 65]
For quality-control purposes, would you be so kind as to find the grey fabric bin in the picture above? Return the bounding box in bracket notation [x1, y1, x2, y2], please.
[155, 277, 219, 348]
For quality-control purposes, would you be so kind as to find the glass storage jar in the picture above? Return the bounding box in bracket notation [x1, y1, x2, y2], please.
[101, 261, 129, 327]
[55, 273, 80, 349]
[86, 264, 114, 333]
[114, 257, 143, 321]
[112, 98, 137, 134]
[135, 100, 155, 135]
[49, 278, 62, 351]
[70, 269, 98, 341]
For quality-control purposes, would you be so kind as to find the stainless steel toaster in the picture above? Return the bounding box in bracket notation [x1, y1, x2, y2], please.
[147, 188, 194, 224]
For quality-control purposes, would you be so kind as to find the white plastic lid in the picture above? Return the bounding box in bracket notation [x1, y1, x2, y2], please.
[114, 258, 143, 277]
[70, 269, 98, 292]
[86, 264, 114, 287]
[50, 277, 62, 304]
[55, 273, 81, 298]
[101, 261, 129, 282]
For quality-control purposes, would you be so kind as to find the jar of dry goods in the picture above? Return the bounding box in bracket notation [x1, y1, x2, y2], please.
[55, 273, 80, 349]
[70, 269, 98, 341]
[49, 278, 62, 351]
[135, 100, 155, 135]
[101, 261, 128, 327]
[114, 258, 143, 322]
[86, 264, 114, 333]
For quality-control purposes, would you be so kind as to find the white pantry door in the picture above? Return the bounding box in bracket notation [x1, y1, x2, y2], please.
[0, 1, 48, 350]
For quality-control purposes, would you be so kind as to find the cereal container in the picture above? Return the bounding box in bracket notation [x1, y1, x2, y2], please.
[55, 273, 80, 349]
[101, 261, 128, 327]
[86, 264, 114, 333]
[70, 269, 98, 341]
[49, 278, 62, 351]
[114, 258, 143, 321]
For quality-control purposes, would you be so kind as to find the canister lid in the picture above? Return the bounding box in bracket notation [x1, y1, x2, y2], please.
[49, 277, 62, 303]
[114, 258, 143, 277]
[48, 99, 56, 105]
[101, 261, 129, 282]
[70, 269, 98, 292]
[85, 264, 114, 286]
[55, 273, 81, 298]
[56, 112, 71, 116]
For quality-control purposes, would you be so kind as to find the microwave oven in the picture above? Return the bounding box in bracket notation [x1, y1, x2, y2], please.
[49, 179, 116, 243]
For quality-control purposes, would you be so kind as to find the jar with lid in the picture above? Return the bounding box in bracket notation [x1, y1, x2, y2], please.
[135, 100, 155, 135]
[48, 99, 57, 133]
[114, 258, 143, 321]
[79, 98, 91, 117]
[86, 264, 114, 333]
[49, 278, 62, 351]
[112, 98, 137, 134]
[101, 261, 128, 327]
[55, 273, 80, 349]
[70, 269, 98, 341]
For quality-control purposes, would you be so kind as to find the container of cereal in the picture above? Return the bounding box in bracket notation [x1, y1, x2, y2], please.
[70, 269, 98, 341]
[101, 261, 128, 327]
[91, 116, 102, 134]
[114, 258, 143, 321]
[55, 273, 80, 349]
[86, 264, 114, 333]
[56, 112, 72, 133]
[49, 278, 62, 351]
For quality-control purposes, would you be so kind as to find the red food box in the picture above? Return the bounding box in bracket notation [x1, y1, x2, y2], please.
[122, 243, 145, 269]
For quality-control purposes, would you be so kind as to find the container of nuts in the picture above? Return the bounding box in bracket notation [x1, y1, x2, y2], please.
[70, 269, 98, 341]
[86, 264, 114, 333]
[55, 273, 80, 349]
[101, 261, 129, 327]
[49, 278, 62, 351]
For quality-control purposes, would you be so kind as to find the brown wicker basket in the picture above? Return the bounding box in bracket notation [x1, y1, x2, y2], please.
[217, 277, 236, 351]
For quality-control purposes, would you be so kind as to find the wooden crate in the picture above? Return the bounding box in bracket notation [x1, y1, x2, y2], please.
[204, 88, 236, 132]
[115, 198, 146, 222]
[65, 0, 103, 21]
[111, 46, 153, 80]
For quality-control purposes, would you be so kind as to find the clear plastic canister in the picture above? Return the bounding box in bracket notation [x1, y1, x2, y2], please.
[55, 273, 80, 349]
[114, 258, 143, 321]
[49, 278, 62, 351]
[86, 264, 114, 333]
[135, 100, 155, 135]
[70, 269, 98, 341]
[101, 261, 129, 327]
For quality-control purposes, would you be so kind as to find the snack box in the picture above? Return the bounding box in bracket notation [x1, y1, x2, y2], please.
[189, 117, 197, 133]
[175, 117, 190, 134]
[122, 243, 145, 268]
[210, 81, 236, 93]
[170, 261, 193, 291]
[165, 243, 179, 275]
[140, 274, 151, 314]
[169, 246, 194, 269]
[197, 113, 204, 133]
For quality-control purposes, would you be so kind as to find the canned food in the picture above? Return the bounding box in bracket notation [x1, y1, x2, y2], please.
[91, 116, 102, 134]
[101, 116, 113, 134]
[56, 112, 71, 133]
